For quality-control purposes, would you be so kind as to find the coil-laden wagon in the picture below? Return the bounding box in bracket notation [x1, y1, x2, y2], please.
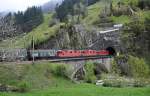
[0, 49, 27, 62]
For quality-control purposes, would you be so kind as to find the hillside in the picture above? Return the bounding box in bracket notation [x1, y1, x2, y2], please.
[0, 0, 149, 49]
[0, 62, 150, 96]
[0, 62, 75, 91]
[0, 14, 61, 48]
[83, 0, 150, 25]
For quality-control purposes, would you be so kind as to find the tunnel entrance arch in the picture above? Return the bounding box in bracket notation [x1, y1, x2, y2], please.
[106, 47, 116, 56]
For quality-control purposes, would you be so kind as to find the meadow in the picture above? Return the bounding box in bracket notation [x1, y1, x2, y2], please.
[0, 84, 149, 96]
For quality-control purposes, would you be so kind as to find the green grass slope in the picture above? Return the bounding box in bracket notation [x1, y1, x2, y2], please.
[0, 84, 150, 96]
[0, 61, 149, 96]
[82, 0, 150, 25]
[82, 1, 105, 25]
[0, 62, 74, 90]
[0, 13, 61, 48]
[82, 0, 127, 25]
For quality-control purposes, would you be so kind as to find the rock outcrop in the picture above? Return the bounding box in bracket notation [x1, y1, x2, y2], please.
[36, 24, 123, 54]
[0, 84, 19, 92]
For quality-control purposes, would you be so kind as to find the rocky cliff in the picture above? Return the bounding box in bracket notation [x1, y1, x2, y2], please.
[35, 24, 97, 49]
[35, 24, 123, 54]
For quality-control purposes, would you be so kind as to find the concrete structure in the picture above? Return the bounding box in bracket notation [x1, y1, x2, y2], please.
[61, 57, 113, 80]
[87, 27, 123, 56]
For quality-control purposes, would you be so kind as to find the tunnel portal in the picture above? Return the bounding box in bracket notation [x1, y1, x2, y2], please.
[106, 47, 116, 56]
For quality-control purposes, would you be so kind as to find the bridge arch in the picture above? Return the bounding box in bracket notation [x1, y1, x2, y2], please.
[106, 47, 116, 56]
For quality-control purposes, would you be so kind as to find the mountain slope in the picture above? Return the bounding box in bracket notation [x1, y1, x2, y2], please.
[0, 0, 149, 49]
[0, 13, 61, 48]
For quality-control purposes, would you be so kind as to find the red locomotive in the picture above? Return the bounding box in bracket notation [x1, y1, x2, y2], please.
[57, 50, 81, 57]
[57, 50, 109, 58]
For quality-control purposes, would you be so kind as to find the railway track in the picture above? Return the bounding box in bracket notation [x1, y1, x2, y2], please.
[48, 55, 111, 62]
[0, 55, 112, 65]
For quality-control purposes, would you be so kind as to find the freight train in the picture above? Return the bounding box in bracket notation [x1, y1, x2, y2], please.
[0, 49, 111, 62]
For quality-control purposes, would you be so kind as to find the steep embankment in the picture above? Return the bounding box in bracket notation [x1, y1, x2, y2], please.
[0, 62, 74, 91]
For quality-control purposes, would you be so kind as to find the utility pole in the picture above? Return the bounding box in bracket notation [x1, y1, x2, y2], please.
[86, 0, 88, 6]
[23, 33, 26, 48]
[32, 36, 35, 64]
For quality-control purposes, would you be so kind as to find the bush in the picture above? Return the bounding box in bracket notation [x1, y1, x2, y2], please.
[84, 62, 97, 83]
[134, 79, 146, 87]
[52, 64, 68, 78]
[103, 80, 122, 87]
[17, 81, 30, 92]
[101, 74, 150, 87]
[128, 56, 149, 78]
[112, 55, 130, 76]
[113, 55, 150, 78]
[101, 74, 128, 87]
[138, 0, 150, 9]
[113, 6, 132, 16]
[111, 58, 121, 75]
